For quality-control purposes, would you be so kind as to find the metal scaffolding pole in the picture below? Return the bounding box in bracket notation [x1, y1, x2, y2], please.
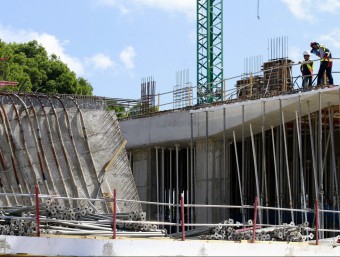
[306, 101, 319, 202]
[186, 147, 190, 228]
[262, 101, 269, 224]
[295, 110, 307, 222]
[280, 100, 294, 222]
[169, 147, 173, 232]
[242, 105, 245, 205]
[328, 104, 340, 227]
[271, 126, 281, 224]
[161, 147, 165, 228]
[175, 144, 180, 233]
[233, 131, 245, 225]
[279, 102, 283, 221]
[318, 92, 324, 239]
[250, 123, 262, 224]
[155, 147, 159, 224]
[190, 112, 194, 227]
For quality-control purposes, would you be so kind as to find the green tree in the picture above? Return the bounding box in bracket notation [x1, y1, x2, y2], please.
[0, 39, 93, 95]
[106, 102, 127, 119]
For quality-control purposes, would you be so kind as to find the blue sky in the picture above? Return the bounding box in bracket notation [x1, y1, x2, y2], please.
[1, 0, 340, 109]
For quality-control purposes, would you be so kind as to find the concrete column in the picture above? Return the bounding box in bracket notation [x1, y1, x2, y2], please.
[131, 148, 152, 219]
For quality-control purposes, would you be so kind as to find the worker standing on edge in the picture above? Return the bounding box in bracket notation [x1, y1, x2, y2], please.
[299, 50, 313, 90]
[310, 42, 334, 87]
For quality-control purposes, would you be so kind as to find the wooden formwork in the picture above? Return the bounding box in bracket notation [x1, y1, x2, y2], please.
[262, 58, 294, 94]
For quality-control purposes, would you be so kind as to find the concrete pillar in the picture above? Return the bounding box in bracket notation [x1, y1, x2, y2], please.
[195, 139, 230, 223]
[132, 148, 152, 219]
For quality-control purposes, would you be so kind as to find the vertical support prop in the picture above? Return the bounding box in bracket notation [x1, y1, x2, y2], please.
[113, 189, 117, 239]
[180, 192, 185, 241]
[35, 184, 40, 237]
[175, 144, 180, 233]
[155, 147, 160, 224]
[252, 196, 258, 243]
[315, 199, 319, 245]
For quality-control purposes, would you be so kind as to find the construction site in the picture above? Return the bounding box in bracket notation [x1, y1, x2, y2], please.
[0, 1, 340, 256]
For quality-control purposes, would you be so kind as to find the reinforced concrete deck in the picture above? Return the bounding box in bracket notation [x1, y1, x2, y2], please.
[120, 87, 340, 148]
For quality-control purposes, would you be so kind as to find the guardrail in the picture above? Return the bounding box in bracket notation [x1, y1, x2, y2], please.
[1, 185, 339, 245]
[115, 57, 340, 119]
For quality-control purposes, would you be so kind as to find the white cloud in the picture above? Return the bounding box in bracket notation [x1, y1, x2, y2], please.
[319, 28, 340, 49]
[90, 53, 114, 70]
[95, 0, 130, 14]
[119, 46, 136, 69]
[95, 0, 195, 19]
[133, 0, 195, 18]
[320, 0, 340, 13]
[281, 0, 315, 23]
[0, 24, 84, 75]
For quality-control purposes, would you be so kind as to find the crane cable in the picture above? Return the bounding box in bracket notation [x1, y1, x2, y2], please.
[257, 0, 260, 20]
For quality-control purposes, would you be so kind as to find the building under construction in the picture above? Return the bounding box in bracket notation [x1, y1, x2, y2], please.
[120, 57, 340, 237]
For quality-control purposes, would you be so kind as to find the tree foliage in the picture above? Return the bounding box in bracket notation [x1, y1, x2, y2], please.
[0, 39, 93, 95]
[106, 104, 127, 119]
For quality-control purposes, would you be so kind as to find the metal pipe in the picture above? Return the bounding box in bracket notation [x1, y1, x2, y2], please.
[169, 147, 173, 232]
[316, 199, 319, 245]
[328, 104, 340, 226]
[250, 124, 262, 224]
[270, 126, 281, 224]
[241, 105, 245, 206]
[186, 147, 190, 228]
[190, 112, 194, 227]
[280, 101, 294, 222]
[232, 131, 245, 225]
[155, 147, 159, 224]
[262, 101, 269, 224]
[180, 192, 185, 241]
[161, 147, 165, 228]
[307, 101, 319, 203]
[175, 144, 180, 233]
[318, 92, 324, 239]
[295, 110, 307, 222]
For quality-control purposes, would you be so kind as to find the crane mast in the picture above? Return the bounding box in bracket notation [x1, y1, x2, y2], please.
[197, 0, 223, 104]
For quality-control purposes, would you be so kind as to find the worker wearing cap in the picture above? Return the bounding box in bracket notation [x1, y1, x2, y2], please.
[299, 50, 313, 90]
[310, 42, 334, 86]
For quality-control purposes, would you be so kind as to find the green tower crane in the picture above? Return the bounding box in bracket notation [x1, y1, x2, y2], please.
[197, 0, 224, 105]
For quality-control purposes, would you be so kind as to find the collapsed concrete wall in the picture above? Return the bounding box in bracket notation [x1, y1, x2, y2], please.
[0, 94, 141, 213]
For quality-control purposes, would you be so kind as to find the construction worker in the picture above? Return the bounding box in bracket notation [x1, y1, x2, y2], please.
[310, 42, 334, 87]
[299, 50, 313, 90]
